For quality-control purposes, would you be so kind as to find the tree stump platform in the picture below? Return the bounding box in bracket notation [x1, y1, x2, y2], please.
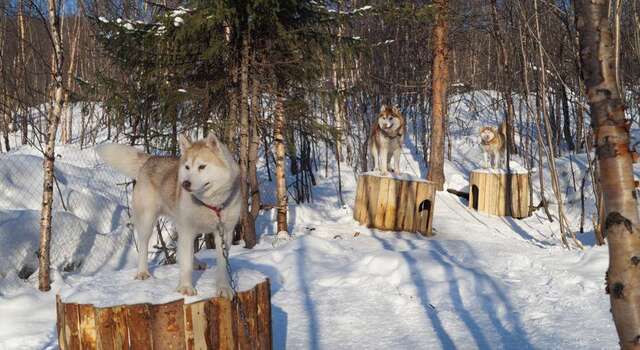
[468, 169, 530, 218]
[56, 277, 272, 350]
[353, 173, 437, 236]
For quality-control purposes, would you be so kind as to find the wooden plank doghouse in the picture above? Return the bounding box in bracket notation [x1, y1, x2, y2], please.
[353, 173, 437, 236]
[56, 278, 272, 350]
[468, 169, 530, 219]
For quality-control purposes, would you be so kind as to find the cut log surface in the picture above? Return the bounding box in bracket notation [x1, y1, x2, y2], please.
[468, 169, 530, 218]
[353, 173, 437, 236]
[57, 266, 272, 350]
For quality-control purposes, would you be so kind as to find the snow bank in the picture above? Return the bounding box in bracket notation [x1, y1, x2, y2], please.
[0, 209, 133, 279]
[0, 143, 133, 278]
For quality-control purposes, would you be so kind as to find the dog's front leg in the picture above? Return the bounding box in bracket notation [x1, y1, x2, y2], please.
[214, 228, 234, 299]
[371, 145, 379, 172]
[483, 151, 489, 168]
[176, 226, 197, 296]
[392, 147, 401, 174]
[379, 147, 388, 175]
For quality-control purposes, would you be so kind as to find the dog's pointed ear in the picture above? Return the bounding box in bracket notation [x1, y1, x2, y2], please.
[391, 106, 401, 115]
[179, 134, 192, 153]
[205, 132, 219, 149]
[380, 104, 387, 113]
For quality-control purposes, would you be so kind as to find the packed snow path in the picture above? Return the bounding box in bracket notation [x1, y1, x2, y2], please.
[250, 191, 614, 349]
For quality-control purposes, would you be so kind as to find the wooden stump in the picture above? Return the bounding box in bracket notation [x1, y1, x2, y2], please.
[353, 174, 437, 236]
[56, 279, 272, 350]
[468, 169, 530, 218]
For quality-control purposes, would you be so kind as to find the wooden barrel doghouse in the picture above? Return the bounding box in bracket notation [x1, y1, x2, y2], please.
[56, 278, 272, 350]
[353, 174, 437, 236]
[468, 169, 530, 219]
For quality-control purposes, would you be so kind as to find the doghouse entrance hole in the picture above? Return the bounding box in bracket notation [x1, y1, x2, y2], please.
[471, 185, 479, 210]
[418, 199, 432, 231]
[418, 199, 431, 213]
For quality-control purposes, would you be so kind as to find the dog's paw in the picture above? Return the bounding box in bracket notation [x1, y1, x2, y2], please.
[134, 271, 151, 280]
[176, 285, 198, 296]
[216, 285, 234, 299]
[194, 260, 207, 270]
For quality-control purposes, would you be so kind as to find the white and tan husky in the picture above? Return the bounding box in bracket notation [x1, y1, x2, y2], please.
[370, 105, 406, 174]
[97, 133, 240, 297]
[479, 122, 507, 168]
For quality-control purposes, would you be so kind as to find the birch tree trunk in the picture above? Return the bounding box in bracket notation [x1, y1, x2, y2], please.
[574, 30, 588, 152]
[560, 86, 575, 151]
[274, 91, 288, 233]
[332, 2, 346, 162]
[239, 33, 256, 248]
[61, 15, 81, 144]
[18, 0, 28, 145]
[0, 15, 9, 152]
[39, 0, 65, 292]
[427, 0, 449, 190]
[613, 0, 623, 96]
[576, 1, 640, 348]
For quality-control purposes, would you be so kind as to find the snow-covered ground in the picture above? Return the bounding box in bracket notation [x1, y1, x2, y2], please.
[0, 94, 625, 349]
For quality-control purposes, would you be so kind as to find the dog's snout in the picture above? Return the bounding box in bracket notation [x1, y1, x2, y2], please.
[182, 180, 191, 190]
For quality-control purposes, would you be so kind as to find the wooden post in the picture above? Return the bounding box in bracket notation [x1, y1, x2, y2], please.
[353, 174, 437, 236]
[468, 169, 530, 218]
[57, 279, 272, 350]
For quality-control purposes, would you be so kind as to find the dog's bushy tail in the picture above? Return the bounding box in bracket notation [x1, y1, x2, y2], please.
[95, 144, 151, 179]
[499, 120, 508, 137]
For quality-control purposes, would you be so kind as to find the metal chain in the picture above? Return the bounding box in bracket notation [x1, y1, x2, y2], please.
[217, 223, 253, 347]
[401, 150, 420, 177]
[122, 180, 138, 252]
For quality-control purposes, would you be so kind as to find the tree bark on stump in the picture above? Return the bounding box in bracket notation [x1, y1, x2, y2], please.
[468, 170, 530, 219]
[56, 279, 272, 350]
[354, 174, 436, 236]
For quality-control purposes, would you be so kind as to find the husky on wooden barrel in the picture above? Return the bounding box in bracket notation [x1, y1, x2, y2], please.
[354, 105, 436, 236]
[369, 105, 406, 175]
[479, 121, 506, 169]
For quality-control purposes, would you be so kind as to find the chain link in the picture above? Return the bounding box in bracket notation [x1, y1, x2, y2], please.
[217, 222, 253, 348]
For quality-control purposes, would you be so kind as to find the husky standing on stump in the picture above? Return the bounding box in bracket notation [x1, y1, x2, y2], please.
[97, 134, 240, 298]
[370, 105, 406, 175]
[479, 121, 507, 168]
